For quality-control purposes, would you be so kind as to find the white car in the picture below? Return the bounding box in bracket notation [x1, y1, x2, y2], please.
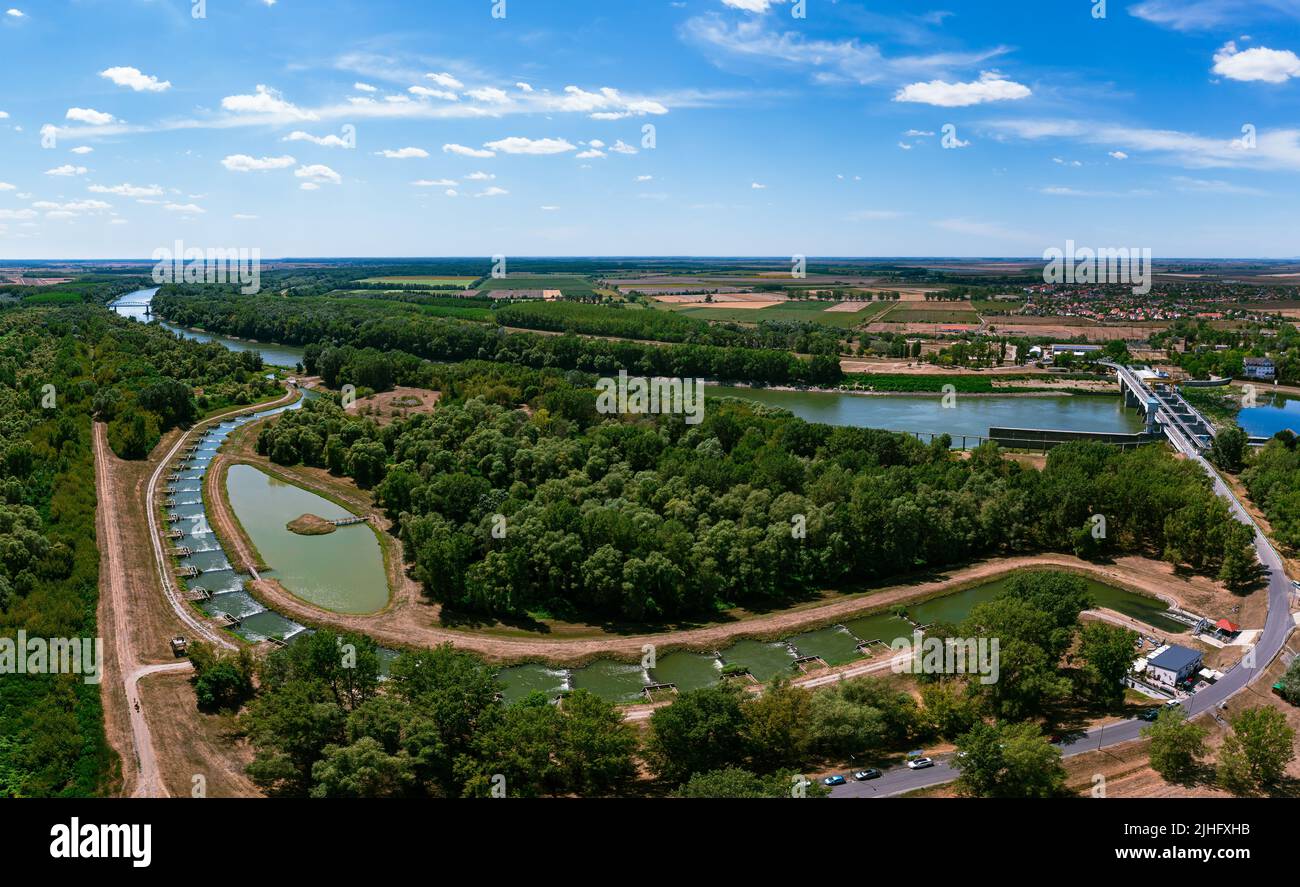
[906, 757, 934, 770]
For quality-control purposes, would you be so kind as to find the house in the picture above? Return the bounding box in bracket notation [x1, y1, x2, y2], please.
[1242, 357, 1276, 381]
[1050, 343, 1103, 357]
[1146, 644, 1203, 690]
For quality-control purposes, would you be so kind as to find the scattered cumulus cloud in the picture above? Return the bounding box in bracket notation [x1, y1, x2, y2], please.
[894, 72, 1031, 107]
[99, 66, 171, 92]
[1212, 41, 1300, 82]
[222, 153, 296, 172]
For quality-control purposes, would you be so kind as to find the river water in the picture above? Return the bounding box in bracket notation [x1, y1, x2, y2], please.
[109, 287, 305, 368]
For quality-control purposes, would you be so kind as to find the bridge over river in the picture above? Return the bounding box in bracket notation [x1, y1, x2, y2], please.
[1101, 360, 1218, 454]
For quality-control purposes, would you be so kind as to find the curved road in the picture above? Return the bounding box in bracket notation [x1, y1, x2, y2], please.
[833, 409, 1295, 797]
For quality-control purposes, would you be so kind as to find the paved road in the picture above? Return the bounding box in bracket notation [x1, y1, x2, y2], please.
[833, 419, 1295, 798]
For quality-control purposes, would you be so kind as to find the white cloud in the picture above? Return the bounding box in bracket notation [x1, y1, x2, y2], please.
[1212, 41, 1300, 82]
[222, 153, 297, 172]
[445, 189, 458, 197]
[233, 213, 259, 219]
[1128, 0, 1300, 32]
[987, 116, 1300, 172]
[354, 82, 378, 93]
[409, 86, 458, 101]
[467, 87, 510, 104]
[89, 183, 163, 198]
[751, 181, 767, 189]
[465, 171, 495, 181]
[425, 72, 464, 89]
[721, 0, 788, 11]
[164, 202, 205, 214]
[377, 146, 429, 159]
[0, 111, 8, 119]
[5, 8, 23, 18]
[70, 146, 93, 154]
[221, 84, 315, 120]
[897, 141, 914, 150]
[904, 129, 935, 137]
[516, 82, 534, 92]
[475, 186, 509, 197]
[99, 66, 171, 93]
[295, 164, 342, 185]
[894, 72, 1031, 107]
[846, 209, 904, 221]
[1171, 175, 1266, 195]
[45, 164, 87, 176]
[65, 107, 115, 126]
[0, 209, 36, 220]
[483, 136, 575, 155]
[576, 149, 606, 159]
[610, 140, 638, 155]
[1109, 151, 1129, 160]
[284, 131, 350, 148]
[443, 143, 495, 158]
[300, 182, 320, 191]
[540, 205, 559, 210]
[412, 178, 458, 187]
[635, 175, 654, 181]
[0, 182, 13, 190]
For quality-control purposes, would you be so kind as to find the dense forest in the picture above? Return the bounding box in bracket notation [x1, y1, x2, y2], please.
[152, 290, 845, 387]
[0, 308, 110, 796]
[253, 364, 1253, 622]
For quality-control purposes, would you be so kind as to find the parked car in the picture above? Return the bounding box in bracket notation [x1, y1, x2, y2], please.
[1139, 708, 1161, 721]
[853, 768, 882, 781]
[906, 757, 934, 770]
[823, 774, 846, 786]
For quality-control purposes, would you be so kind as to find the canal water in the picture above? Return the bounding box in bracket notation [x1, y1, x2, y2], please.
[225, 464, 389, 614]
[109, 287, 306, 368]
[169, 397, 312, 642]
[710, 384, 1143, 442]
[496, 574, 1180, 704]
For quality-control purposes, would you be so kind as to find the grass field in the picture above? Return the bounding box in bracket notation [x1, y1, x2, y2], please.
[877, 305, 981, 324]
[359, 276, 479, 288]
[666, 300, 893, 327]
[475, 275, 597, 296]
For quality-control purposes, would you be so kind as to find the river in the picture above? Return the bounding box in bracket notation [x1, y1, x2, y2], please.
[109, 287, 306, 368]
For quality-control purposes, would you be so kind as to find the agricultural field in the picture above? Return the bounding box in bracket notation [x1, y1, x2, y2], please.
[876, 304, 982, 324]
[358, 276, 479, 288]
[667, 299, 894, 328]
[475, 275, 598, 297]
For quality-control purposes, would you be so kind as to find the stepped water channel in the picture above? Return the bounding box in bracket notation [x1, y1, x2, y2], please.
[111, 286, 1248, 702]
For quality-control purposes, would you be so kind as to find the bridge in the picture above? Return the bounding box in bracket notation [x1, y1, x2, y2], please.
[1100, 360, 1217, 454]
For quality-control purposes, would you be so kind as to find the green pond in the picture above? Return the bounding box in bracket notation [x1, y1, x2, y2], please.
[224, 464, 389, 614]
[494, 574, 1179, 703]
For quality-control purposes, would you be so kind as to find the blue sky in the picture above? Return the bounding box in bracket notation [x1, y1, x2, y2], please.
[2, 0, 1300, 259]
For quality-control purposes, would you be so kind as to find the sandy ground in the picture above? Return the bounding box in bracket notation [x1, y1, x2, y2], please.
[351, 386, 441, 427]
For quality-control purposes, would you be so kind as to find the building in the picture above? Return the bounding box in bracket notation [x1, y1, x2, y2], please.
[1146, 644, 1204, 690]
[1050, 343, 1103, 358]
[1242, 357, 1276, 381]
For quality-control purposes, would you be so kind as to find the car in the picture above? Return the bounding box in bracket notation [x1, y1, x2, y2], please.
[853, 768, 882, 781]
[906, 757, 934, 770]
[1139, 708, 1161, 721]
[822, 774, 846, 786]
[1164, 699, 1183, 708]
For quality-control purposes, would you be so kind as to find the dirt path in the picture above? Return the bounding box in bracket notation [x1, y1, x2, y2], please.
[94, 421, 185, 798]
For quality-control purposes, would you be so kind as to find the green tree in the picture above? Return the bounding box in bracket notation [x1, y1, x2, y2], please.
[1216, 706, 1296, 793]
[309, 736, 417, 798]
[1142, 705, 1208, 782]
[1076, 621, 1137, 708]
[1209, 426, 1249, 473]
[954, 721, 1066, 798]
[677, 767, 825, 799]
[742, 678, 814, 773]
[647, 684, 749, 784]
